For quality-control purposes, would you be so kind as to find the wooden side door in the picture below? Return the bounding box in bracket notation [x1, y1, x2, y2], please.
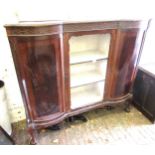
[9, 34, 64, 121]
[105, 28, 145, 99]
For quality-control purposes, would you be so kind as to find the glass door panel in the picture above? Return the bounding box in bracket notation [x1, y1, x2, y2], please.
[69, 33, 111, 109]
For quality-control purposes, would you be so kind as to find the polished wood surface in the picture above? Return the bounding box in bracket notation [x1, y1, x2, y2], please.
[5, 25, 63, 36]
[105, 29, 144, 98]
[5, 20, 147, 34]
[5, 20, 148, 144]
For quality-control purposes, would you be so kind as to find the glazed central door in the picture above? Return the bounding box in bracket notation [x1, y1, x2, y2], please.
[68, 32, 111, 109]
[12, 35, 63, 119]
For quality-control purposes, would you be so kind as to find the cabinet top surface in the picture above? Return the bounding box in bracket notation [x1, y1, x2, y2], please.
[4, 19, 147, 27]
[5, 20, 149, 36]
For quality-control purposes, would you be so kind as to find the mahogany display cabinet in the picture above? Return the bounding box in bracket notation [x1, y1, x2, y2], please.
[5, 20, 149, 144]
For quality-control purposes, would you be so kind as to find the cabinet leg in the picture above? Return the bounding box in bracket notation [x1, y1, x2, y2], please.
[46, 124, 61, 131]
[124, 100, 131, 113]
[67, 116, 74, 123]
[66, 114, 87, 123]
[28, 127, 37, 145]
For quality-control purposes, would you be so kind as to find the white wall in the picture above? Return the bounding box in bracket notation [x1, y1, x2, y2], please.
[139, 20, 155, 65]
[10, 0, 154, 21]
[0, 0, 154, 123]
[0, 2, 26, 123]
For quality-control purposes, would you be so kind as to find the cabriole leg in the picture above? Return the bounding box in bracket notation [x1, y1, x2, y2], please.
[28, 127, 37, 145]
[66, 114, 87, 123]
[46, 123, 62, 131]
[124, 98, 131, 113]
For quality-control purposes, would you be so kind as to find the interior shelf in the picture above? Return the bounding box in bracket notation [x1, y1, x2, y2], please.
[69, 33, 111, 64]
[70, 50, 108, 64]
[71, 82, 104, 109]
[69, 33, 111, 109]
[70, 60, 107, 87]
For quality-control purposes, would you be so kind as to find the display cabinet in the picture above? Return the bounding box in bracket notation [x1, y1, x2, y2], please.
[5, 20, 149, 144]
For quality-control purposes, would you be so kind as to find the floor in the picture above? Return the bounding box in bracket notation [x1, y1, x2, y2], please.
[12, 105, 155, 145]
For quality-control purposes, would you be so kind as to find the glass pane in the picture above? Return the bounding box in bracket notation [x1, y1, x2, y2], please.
[71, 82, 105, 109]
[69, 34, 110, 64]
[70, 60, 107, 87]
[69, 33, 111, 109]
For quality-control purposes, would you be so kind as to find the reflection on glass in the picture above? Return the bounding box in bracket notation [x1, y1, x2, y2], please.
[69, 33, 111, 109]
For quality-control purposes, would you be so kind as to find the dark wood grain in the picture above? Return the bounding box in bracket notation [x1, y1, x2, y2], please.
[133, 67, 155, 123]
[105, 28, 145, 99]
[8, 34, 65, 120]
[63, 20, 147, 32]
[6, 25, 63, 36]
